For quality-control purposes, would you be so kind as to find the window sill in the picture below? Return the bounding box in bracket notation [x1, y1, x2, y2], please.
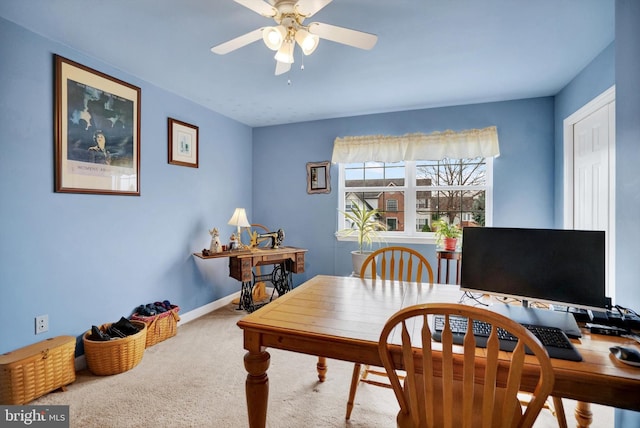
[335, 233, 438, 246]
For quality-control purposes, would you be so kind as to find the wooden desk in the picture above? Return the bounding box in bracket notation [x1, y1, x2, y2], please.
[194, 246, 307, 312]
[237, 275, 640, 428]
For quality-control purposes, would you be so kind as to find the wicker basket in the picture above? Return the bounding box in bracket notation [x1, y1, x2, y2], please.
[83, 320, 146, 376]
[0, 336, 76, 404]
[131, 305, 180, 348]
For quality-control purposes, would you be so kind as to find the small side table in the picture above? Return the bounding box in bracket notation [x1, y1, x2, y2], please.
[436, 250, 462, 285]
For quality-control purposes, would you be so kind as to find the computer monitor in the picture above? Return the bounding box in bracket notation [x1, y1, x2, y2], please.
[460, 227, 607, 337]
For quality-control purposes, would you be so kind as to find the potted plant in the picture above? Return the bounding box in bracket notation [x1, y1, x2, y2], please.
[339, 203, 387, 276]
[432, 218, 462, 251]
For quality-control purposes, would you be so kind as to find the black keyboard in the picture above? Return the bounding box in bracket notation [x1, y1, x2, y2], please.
[433, 315, 582, 362]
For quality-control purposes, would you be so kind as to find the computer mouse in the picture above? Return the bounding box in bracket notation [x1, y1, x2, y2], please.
[610, 346, 640, 367]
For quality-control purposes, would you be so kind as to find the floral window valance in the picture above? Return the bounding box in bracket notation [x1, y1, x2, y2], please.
[331, 126, 500, 163]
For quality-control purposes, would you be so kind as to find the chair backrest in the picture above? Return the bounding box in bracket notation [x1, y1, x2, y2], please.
[359, 246, 434, 283]
[378, 303, 555, 428]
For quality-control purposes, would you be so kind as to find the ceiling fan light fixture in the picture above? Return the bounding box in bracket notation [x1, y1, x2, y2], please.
[274, 38, 295, 64]
[295, 29, 319, 55]
[263, 25, 286, 51]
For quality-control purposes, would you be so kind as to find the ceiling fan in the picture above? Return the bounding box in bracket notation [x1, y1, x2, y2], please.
[211, 0, 378, 76]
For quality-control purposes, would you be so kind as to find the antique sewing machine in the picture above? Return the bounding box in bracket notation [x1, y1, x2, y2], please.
[250, 228, 285, 249]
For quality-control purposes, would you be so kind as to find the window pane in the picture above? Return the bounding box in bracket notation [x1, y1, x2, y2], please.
[342, 192, 384, 229]
[414, 189, 486, 232]
[379, 191, 404, 231]
[345, 162, 405, 187]
[462, 190, 486, 227]
[416, 158, 486, 186]
[344, 191, 405, 231]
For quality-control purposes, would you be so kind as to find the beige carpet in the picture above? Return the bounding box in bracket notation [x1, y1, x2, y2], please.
[32, 303, 614, 427]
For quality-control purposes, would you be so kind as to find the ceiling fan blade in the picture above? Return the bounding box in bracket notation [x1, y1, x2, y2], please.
[233, 0, 277, 17]
[211, 28, 265, 55]
[308, 22, 378, 50]
[295, 0, 333, 18]
[275, 60, 291, 76]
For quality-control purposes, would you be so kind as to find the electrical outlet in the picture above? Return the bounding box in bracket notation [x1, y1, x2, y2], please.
[35, 314, 48, 334]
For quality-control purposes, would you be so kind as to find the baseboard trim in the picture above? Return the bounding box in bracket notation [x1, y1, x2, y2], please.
[178, 291, 241, 325]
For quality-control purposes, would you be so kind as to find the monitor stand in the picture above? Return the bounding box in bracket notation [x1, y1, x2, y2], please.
[489, 302, 582, 338]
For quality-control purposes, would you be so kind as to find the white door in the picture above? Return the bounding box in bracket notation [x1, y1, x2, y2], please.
[563, 87, 615, 300]
[573, 104, 612, 231]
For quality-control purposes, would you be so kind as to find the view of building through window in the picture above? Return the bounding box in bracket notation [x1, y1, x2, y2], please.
[339, 158, 490, 238]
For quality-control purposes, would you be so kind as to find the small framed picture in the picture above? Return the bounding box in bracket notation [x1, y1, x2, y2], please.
[168, 118, 199, 168]
[54, 55, 141, 195]
[306, 161, 331, 194]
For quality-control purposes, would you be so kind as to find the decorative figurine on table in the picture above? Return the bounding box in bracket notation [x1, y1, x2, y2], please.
[229, 233, 238, 251]
[209, 227, 222, 253]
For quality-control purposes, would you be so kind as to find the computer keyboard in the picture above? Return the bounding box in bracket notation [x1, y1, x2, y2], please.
[433, 315, 583, 362]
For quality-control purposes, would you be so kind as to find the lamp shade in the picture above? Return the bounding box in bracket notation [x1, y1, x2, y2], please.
[227, 208, 251, 228]
[295, 29, 319, 55]
[274, 38, 295, 64]
[262, 26, 286, 51]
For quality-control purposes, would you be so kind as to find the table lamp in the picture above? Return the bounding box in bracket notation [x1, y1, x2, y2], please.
[228, 208, 251, 249]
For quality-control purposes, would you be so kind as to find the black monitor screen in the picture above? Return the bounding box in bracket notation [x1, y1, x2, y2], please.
[460, 227, 607, 311]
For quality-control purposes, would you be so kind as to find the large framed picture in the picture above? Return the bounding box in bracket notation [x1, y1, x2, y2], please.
[306, 161, 331, 194]
[54, 55, 141, 195]
[168, 118, 199, 168]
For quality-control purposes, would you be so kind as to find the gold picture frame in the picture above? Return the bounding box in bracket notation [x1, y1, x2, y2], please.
[168, 118, 199, 168]
[54, 55, 141, 195]
[306, 161, 331, 194]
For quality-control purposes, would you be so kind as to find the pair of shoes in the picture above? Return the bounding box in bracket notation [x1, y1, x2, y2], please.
[146, 303, 165, 314]
[136, 304, 156, 316]
[113, 317, 139, 336]
[89, 325, 111, 341]
[153, 302, 167, 313]
[157, 300, 173, 310]
[105, 325, 126, 338]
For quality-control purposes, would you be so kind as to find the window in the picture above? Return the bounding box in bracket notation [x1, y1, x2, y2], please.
[338, 158, 492, 244]
[386, 217, 398, 231]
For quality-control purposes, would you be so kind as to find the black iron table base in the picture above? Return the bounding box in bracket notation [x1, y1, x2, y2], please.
[238, 262, 292, 312]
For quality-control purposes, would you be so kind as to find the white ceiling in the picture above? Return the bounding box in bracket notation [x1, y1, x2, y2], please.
[0, 0, 614, 127]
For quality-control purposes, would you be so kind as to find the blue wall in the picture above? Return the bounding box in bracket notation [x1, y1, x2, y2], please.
[613, 0, 640, 425]
[253, 98, 555, 278]
[0, 18, 253, 354]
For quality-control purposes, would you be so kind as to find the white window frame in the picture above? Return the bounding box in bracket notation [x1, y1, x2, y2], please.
[336, 159, 494, 245]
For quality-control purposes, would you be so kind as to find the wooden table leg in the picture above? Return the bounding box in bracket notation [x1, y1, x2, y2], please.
[244, 350, 270, 428]
[575, 401, 593, 428]
[317, 356, 327, 382]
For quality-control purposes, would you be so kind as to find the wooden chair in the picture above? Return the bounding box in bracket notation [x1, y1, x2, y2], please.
[346, 246, 434, 420]
[359, 246, 434, 283]
[378, 303, 556, 428]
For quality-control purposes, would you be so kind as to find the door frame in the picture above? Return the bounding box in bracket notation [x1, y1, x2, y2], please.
[562, 85, 615, 300]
